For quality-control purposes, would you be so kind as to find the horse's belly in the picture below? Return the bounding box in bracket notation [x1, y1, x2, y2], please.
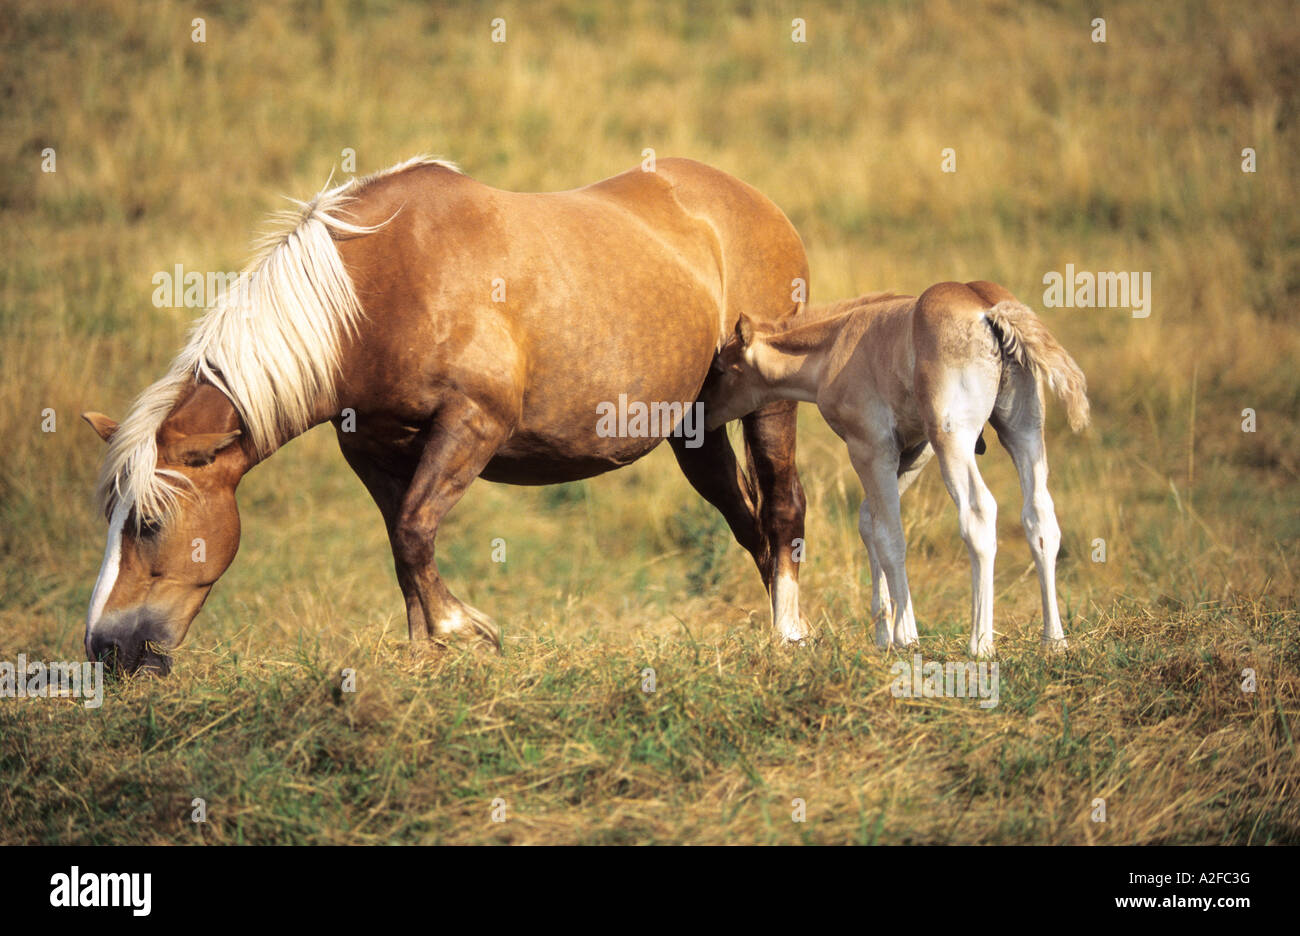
[484, 367, 710, 483]
[481, 434, 665, 484]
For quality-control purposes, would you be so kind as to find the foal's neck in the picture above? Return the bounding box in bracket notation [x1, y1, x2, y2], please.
[749, 312, 848, 400]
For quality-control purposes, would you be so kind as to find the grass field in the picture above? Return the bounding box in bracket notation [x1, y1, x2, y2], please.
[1, 0, 1297, 844]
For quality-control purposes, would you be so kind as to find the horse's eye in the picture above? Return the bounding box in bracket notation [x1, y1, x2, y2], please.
[138, 517, 164, 538]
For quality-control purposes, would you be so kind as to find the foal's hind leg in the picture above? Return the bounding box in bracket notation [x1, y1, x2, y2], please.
[742, 400, 808, 642]
[391, 395, 514, 649]
[992, 377, 1068, 650]
[931, 430, 999, 658]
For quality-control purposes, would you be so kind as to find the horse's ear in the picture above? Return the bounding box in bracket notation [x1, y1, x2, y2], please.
[161, 430, 242, 467]
[82, 412, 120, 443]
[736, 314, 755, 347]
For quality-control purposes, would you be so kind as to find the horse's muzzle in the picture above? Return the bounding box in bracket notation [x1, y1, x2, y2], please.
[86, 618, 174, 676]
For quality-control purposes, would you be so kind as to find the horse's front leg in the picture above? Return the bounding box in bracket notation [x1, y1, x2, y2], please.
[391, 394, 515, 650]
[336, 441, 432, 640]
[741, 400, 808, 643]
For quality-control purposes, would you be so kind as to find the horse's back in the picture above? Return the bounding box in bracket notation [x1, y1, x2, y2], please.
[350, 158, 807, 332]
[643, 159, 809, 328]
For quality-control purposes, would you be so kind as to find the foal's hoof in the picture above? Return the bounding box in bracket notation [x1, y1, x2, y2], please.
[894, 627, 919, 648]
[969, 638, 995, 659]
[1042, 636, 1069, 654]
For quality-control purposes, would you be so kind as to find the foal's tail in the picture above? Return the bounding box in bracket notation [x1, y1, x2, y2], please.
[984, 301, 1090, 431]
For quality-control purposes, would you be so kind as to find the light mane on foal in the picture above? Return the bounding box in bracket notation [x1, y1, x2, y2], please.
[758, 292, 914, 353]
[94, 156, 459, 528]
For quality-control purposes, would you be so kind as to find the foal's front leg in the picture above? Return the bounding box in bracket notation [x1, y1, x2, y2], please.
[857, 501, 894, 647]
[849, 439, 917, 649]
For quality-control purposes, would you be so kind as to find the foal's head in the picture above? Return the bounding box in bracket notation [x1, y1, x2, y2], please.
[82, 404, 245, 675]
[704, 314, 769, 430]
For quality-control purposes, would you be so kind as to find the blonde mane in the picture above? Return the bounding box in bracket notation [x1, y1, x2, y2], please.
[96, 155, 459, 525]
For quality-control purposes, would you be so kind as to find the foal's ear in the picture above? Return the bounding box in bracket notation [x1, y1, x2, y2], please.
[160, 430, 242, 467]
[82, 412, 120, 443]
[735, 314, 755, 347]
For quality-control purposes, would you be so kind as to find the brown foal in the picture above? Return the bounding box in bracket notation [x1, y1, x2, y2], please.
[704, 281, 1089, 657]
[83, 157, 810, 673]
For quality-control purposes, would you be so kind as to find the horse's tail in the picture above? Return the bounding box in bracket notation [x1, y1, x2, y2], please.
[984, 301, 1090, 432]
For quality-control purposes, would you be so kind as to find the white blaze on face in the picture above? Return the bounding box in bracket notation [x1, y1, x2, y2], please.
[86, 499, 131, 647]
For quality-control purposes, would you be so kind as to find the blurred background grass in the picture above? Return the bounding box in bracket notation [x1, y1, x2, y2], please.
[0, 0, 1297, 843]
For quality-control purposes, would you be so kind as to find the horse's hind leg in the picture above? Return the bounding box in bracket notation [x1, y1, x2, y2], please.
[741, 400, 808, 642]
[668, 427, 761, 563]
[390, 394, 514, 650]
[991, 373, 1067, 651]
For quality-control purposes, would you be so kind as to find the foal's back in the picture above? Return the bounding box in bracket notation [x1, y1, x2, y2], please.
[817, 290, 987, 450]
[815, 294, 917, 430]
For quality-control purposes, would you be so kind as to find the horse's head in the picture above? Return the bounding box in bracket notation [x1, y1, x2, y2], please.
[82, 406, 245, 675]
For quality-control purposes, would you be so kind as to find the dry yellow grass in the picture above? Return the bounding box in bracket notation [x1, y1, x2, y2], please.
[0, 0, 1296, 844]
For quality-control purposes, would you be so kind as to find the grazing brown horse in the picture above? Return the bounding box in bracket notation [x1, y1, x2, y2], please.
[83, 156, 810, 674]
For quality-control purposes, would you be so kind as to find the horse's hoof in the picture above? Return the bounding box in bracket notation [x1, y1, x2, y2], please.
[1042, 636, 1069, 653]
[775, 612, 811, 645]
[430, 605, 502, 654]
